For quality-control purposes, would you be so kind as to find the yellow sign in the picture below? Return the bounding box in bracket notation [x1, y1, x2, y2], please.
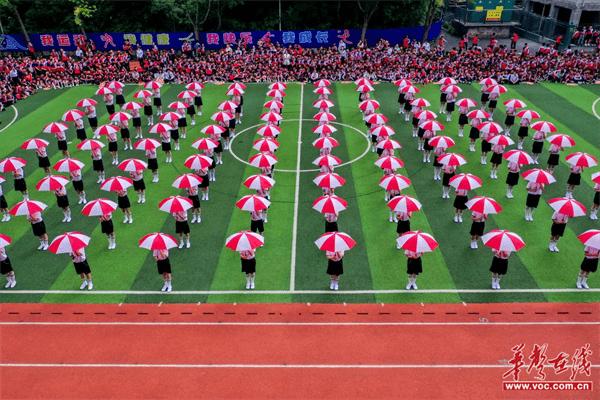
[486, 6, 504, 21]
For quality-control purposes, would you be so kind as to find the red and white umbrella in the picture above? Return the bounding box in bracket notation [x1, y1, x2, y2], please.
[466, 196, 502, 215]
[133, 89, 153, 99]
[228, 82, 247, 91]
[394, 78, 412, 88]
[106, 81, 124, 90]
[370, 125, 395, 138]
[313, 155, 342, 168]
[81, 199, 118, 216]
[456, 98, 477, 108]
[415, 110, 437, 121]
[548, 197, 587, 217]
[503, 99, 526, 109]
[396, 231, 438, 253]
[257, 125, 281, 137]
[177, 90, 197, 100]
[488, 134, 514, 147]
[139, 232, 178, 251]
[95, 87, 113, 95]
[547, 134, 575, 148]
[265, 100, 284, 110]
[249, 153, 278, 168]
[442, 84, 462, 95]
[77, 139, 105, 151]
[159, 196, 194, 213]
[566, 152, 598, 168]
[467, 109, 490, 120]
[133, 138, 161, 151]
[312, 195, 347, 215]
[314, 231, 356, 252]
[243, 174, 275, 191]
[122, 101, 142, 111]
[428, 135, 455, 149]
[202, 124, 227, 135]
[76, 98, 97, 108]
[0, 157, 26, 172]
[313, 99, 334, 109]
[410, 98, 431, 108]
[266, 89, 286, 98]
[236, 194, 271, 212]
[62, 109, 85, 122]
[118, 158, 147, 172]
[192, 137, 220, 151]
[144, 81, 162, 90]
[172, 173, 203, 189]
[380, 174, 411, 192]
[516, 109, 540, 120]
[43, 122, 69, 134]
[419, 120, 445, 132]
[478, 121, 503, 135]
[355, 77, 373, 86]
[313, 136, 340, 149]
[365, 113, 388, 125]
[211, 111, 233, 123]
[314, 111, 336, 122]
[437, 153, 467, 167]
[486, 84, 507, 95]
[314, 87, 332, 96]
[312, 124, 337, 135]
[387, 195, 422, 213]
[503, 150, 534, 165]
[253, 138, 280, 152]
[313, 173, 346, 189]
[522, 168, 556, 185]
[479, 77, 498, 86]
[376, 139, 402, 150]
[110, 111, 132, 124]
[94, 124, 119, 136]
[48, 232, 90, 254]
[260, 111, 283, 123]
[36, 175, 69, 191]
[358, 99, 380, 112]
[9, 200, 47, 216]
[218, 100, 238, 111]
[186, 82, 205, 92]
[269, 82, 287, 91]
[449, 173, 482, 191]
[531, 121, 557, 133]
[401, 85, 419, 94]
[0, 176, 4, 184]
[356, 84, 374, 93]
[225, 231, 264, 251]
[184, 154, 213, 170]
[578, 230, 600, 250]
[226, 87, 244, 96]
[481, 230, 525, 252]
[0, 234, 11, 248]
[314, 79, 331, 87]
[53, 158, 84, 173]
[437, 77, 457, 86]
[100, 176, 133, 192]
[21, 138, 49, 150]
[375, 156, 404, 170]
[149, 123, 172, 134]
[168, 101, 188, 110]
[592, 172, 600, 184]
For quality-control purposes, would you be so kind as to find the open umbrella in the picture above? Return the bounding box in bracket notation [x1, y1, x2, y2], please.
[168, 101, 188, 110]
[370, 125, 395, 138]
[184, 154, 213, 170]
[442, 84, 462, 95]
[106, 81, 124, 90]
[503, 150, 534, 165]
[503, 99, 526, 109]
[159, 112, 181, 122]
[355, 77, 373, 86]
[415, 110, 437, 121]
[269, 82, 287, 91]
[314, 99, 335, 109]
[481, 230, 525, 252]
[565, 152, 597, 168]
[548, 197, 587, 217]
[186, 82, 205, 92]
[516, 109, 540, 120]
[260, 111, 283, 123]
[244, 174, 275, 191]
[177, 90, 197, 100]
[530, 121, 556, 133]
[159, 196, 194, 213]
[149, 123, 172, 134]
[488, 134, 514, 147]
[312, 124, 337, 135]
[479, 77, 498, 86]
[577, 230, 600, 250]
[192, 137, 220, 151]
[62, 109, 85, 122]
[592, 172, 600, 184]
[144, 81, 163, 90]
[0, 234, 12, 248]
[394, 78, 412, 88]
[314, 79, 331, 87]
[9, 200, 47, 216]
[252, 138, 280, 152]
[358, 99, 380, 112]
[547, 134, 575, 148]
[313, 155, 342, 168]
[249, 153, 278, 168]
[437, 77, 456, 86]
[94, 124, 120, 136]
[48, 232, 90, 254]
[437, 153, 467, 167]
[466, 196, 502, 215]
[139, 232, 178, 250]
[226, 87, 244, 96]
[134, 138, 161, 151]
[226, 231, 264, 251]
[0, 157, 26, 173]
[428, 136, 455, 149]
[122, 101, 142, 111]
[312, 195, 347, 215]
[211, 111, 233, 123]
[236, 194, 271, 212]
[379, 174, 411, 192]
[522, 168, 556, 185]
[376, 139, 402, 150]
[401, 85, 419, 94]
[110, 111, 132, 124]
[387, 195, 422, 213]
[419, 120, 445, 132]
[314, 111, 336, 123]
[202, 124, 227, 135]
[100, 176, 133, 192]
[77, 139, 105, 151]
[95, 87, 113, 96]
[313, 173, 346, 189]
[21, 138, 49, 150]
[228, 82, 246, 91]
[266, 89, 286, 98]
[315, 231, 356, 252]
[172, 173, 203, 189]
[76, 98, 97, 108]
[467, 109, 490, 120]
[410, 98, 431, 108]
[365, 113, 389, 125]
[118, 158, 147, 172]
[456, 98, 477, 108]
[43, 122, 69, 134]
[314, 87, 332, 96]
[449, 173, 482, 191]
[265, 100, 284, 110]
[356, 84, 374, 93]
[313, 136, 340, 149]
[36, 175, 69, 191]
[375, 156, 404, 170]
[133, 89, 153, 99]
[486, 84, 507, 95]
[53, 158, 84, 172]
[257, 125, 281, 137]
[477, 121, 503, 136]
[396, 231, 438, 253]
[81, 199, 118, 216]
[218, 100, 238, 111]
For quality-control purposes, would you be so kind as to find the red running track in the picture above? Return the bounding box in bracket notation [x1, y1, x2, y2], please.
[0, 302, 598, 399]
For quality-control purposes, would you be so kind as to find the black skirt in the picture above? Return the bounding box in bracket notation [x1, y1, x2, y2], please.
[133, 179, 146, 191]
[547, 153, 560, 167]
[38, 156, 51, 168]
[0, 258, 13, 274]
[327, 259, 343, 275]
[551, 222, 567, 237]
[144, 105, 153, 116]
[157, 258, 171, 274]
[147, 158, 158, 171]
[76, 128, 87, 141]
[504, 115, 515, 126]
[120, 128, 130, 139]
[398, 93, 405, 104]
[56, 195, 69, 208]
[250, 219, 264, 233]
[532, 141, 544, 154]
[170, 129, 179, 141]
[118, 195, 131, 209]
[423, 138, 433, 151]
[481, 140, 492, 153]
[325, 221, 338, 232]
[215, 142, 224, 154]
[518, 126, 529, 138]
[58, 139, 68, 151]
[469, 127, 480, 140]
[221, 129, 230, 139]
[108, 141, 118, 152]
[153, 97, 162, 107]
[235, 104, 242, 114]
[446, 102, 455, 113]
[187, 105, 196, 115]
[407, 257, 423, 275]
[0, 195, 7, 209]
[116, 94, 125, 105]
[490, 152, 503, 165]
[526, 193, 541, 208]
[506, 171, 519, 186]
[14, 178, 26, 192]
[567, 173, 581, 186]
[93, 159, 104, 172]
[74, 260, 91, 275]
[101, 219, 114, 235]
[175, 220, 190, 234]
[440, 92, 447, 103]
[481, 93, 489, 103]
[177, 117, 187, 128]
[412, 117, 419, 128]
[228, 119, 236, 129]
[396, 219, 411, 235]
[161, 142, 171, 152]
[490, 256, 508, 275]
[453, 195, 468, 210]
[442, 172, 455, 187]
[132, 117, 142, 128]
[189, 194, 200, 208]
[199, 176, 209, 188]
[31, 221, 46, 237]
[489, 99, 497, 109]
[194, 96, 203, 107]
[470, 221, 485, 237]
[433, 158, 442, 168]
[458, 113, 468, 126]
[88, 117, 98, 129]
[106, 104, 115, 115]
[581, 257, 598, 273]
[594, 192, 599, 206]
[404, 102, 411, 111]
[73, 180, 84, 192]
[241, 257, 256, 274]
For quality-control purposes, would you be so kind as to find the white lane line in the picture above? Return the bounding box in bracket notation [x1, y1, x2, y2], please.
[0, 105, 19, 133]
[592, 97, 600, 120]
[0, 322, 597, 326]
[289, 84, 304, 291]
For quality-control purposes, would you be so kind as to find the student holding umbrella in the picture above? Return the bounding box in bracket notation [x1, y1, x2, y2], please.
[139, 232, 177, 292]
[9, 200, 48, 250]
[0, 177, 9, 222]
[591, 173, 600, 220]
[565, 152, 598, 199]
[21, 139, 50, 175]
[226, 230, 264, 290]
[466, 196, 502, 249]
[449, 173, 482, 224]
[482, 230, 526, 290]
[159, 196, 193, 249]
[236, 194, 270, 235]
[577, 230, 600, 289]
[397, 230, 439, 290]
[548, 197, 587, 253]
[315, 231, 356, 291]
[48, 232, 92, 290]
[521, 169, 555, 221]
[387, 195, 422, 248]
[0, 234, 15, 288]
[313, 194, 347, 233]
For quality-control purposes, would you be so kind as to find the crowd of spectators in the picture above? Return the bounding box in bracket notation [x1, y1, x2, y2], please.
[1, 34, 599, 110]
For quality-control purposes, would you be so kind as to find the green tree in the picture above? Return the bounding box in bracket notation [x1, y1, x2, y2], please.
[0, 0, 30, 41]
[71, 0, 97, 36]
[356, 0, 380, 43]
[421, 0, 444, 42]
[151, 0, 212, 41]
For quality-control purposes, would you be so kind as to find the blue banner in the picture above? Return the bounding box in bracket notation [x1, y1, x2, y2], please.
[0, 23, 441, 52]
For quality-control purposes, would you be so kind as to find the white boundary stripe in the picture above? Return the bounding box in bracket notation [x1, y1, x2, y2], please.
[592, 97, 600, 120]
[0, 105, 19, 133]
[1, 288, 599, 295]
[0, 322, 598, 326]
[289, 84, 304, 291]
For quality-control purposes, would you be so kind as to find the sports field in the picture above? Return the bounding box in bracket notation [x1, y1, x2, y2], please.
[1, 82, 599, 304]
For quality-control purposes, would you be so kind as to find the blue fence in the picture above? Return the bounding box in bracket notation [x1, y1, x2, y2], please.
[0, 23, 441, 52]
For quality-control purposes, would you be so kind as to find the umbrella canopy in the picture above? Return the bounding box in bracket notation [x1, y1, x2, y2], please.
[394, 78, 412, 88]
[77, 139, 105, 151]
[9, 200, 47, 216]
[252, 138, 280, 152]
[248, 153, 278, 168]
[503, 150, 534, 165]
[260, 111, 283, 123]
[415, 110, 437, 121]
[225, 231, 264, 251]
[94, 124, 120, 136]
[488, 134, 514, 147]
[486, 84, 507, 95]
[106, 81, 124, 90]
[211, 111, 233, 123]
[314, 111, 336, 122]
[315, 231, 356, 252]
[565, 152, 598, 168]
[419, 120, 445, 132]
[159, 112, 181, 122]
[370, 125, 395, 138]
[133, 138, 161, 151]
[243, 174, 276, 191]
[466, 196, 502, 215]
[313, 172, 346, 189]
[479, 77, 498, 86]
[133, 89, 153, 99]
[186, 82, 205, 91]
[516, 109, 540, 120]
[313, 99, 335, 109]
[184, 154, 213, 170]
[592, 172, 600, 184]
[177, 90, 197, 100]
[547, 197, 587, 217]
[228, 82, 247, 91]
[312, 195, 348, 215]
[355, 77, 373, 86]
[376, 139, 402, 150]
[312, 124, 337, 135]
[358, 99, 380, 112]
[53, 158, 84, 173]
[467, 109, 490, 120]
[269, 82, 287, 91]
[265, 100, 285, 110]
[437, 153, 467, 167]
[48, 232, 90, 254]
[0, 157, 26, 173]
[266, 89, 286, 98]
[0, 234, 11, 248]
[481, 230, 525, 252]
[503, 99, 526, 109]
[449, 173, 482, 191]
[578, 230, 600, 250]
[122, 101, 142, 111]
[95, 87, 113, 95]
[172, 173, 203, 189]
[314, 87, 332, 96]
[236, 194, 271, 212]
[36, 175, 69, 191]
[21, 138, 49, 150]
[62, 109, 85, 122]
[442, 84, 462, 94]
[226, 87, 244, 96]
[428, 135, 455, 149]
[192, 137, 220, 151]
[375, 156, 404, 170]
[100, 176, 133, 192]
[81, 199, 118, 216]
[76, 98, 97, 108]
[158, 196, 194, 213]
[144, 81, 163, 90]
[356, 84, 374, 93]
[387, 195, 422, 213]
[149, 123, 172, 134]
[314, 79, 332, 87]
[401, 85, 419, 94]
[110, 111, 132, 124]
[118, 158, 147, 172]
[313, 154, 342, 168]
[530, 121, 557, 133]
[437, 77, 457, 85]
[139, 232, 178, 251]
[379, 174, 411, 192]
[168, 101, 188, 110]
[202, 124, 227, 135]
[313, 136, 340, 150]
[547, 134, 575, 148]
[396, 231, 438, 253]
[456, 98, 477, 108]
[43, 122, 69, 134]
[522, 168, 556, 185]
[477, 121, 503, 136]
[257, 125, 281, 137]
[218, 100, 238, 111]
[410, 98, 431, 108]
[365, 113, 388, 125]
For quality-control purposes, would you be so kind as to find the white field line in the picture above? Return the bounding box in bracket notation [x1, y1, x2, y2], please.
[592, 97, 600, 120]
[290, 84, 304, 291]
[0, 105, 19, 133]
[0, 322, 598, 326]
